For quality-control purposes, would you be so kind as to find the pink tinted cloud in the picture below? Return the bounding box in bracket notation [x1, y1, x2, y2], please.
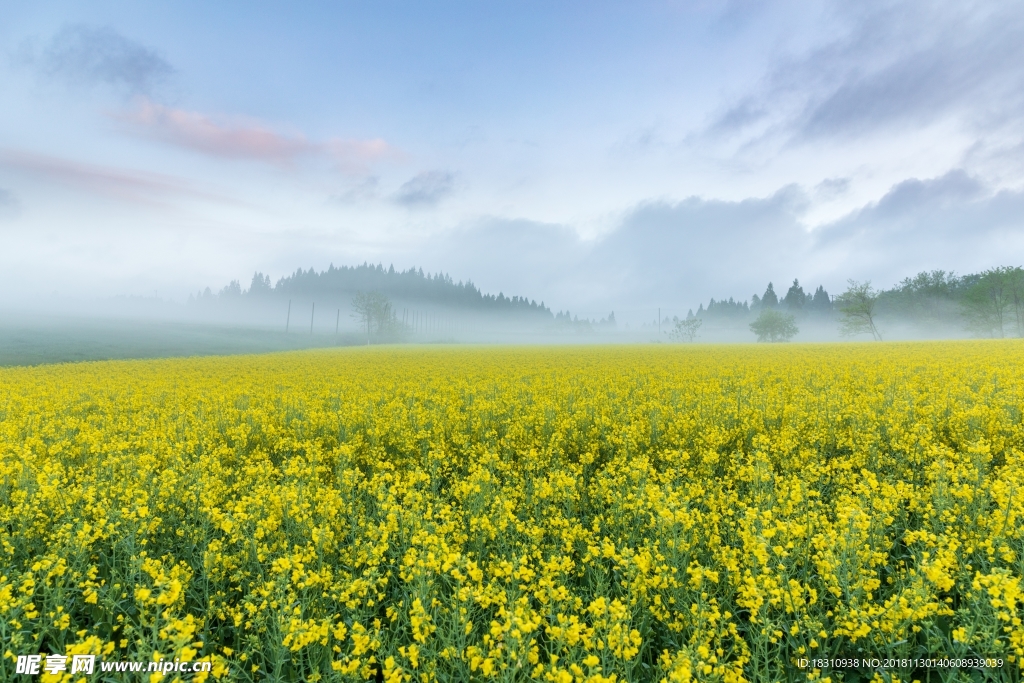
[117, 98, 399, 170]
[0, 148, 240, 207]
[327, 138, 400, 173]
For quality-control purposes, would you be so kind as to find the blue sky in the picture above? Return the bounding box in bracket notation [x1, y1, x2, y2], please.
[2, 1, 1023, 318]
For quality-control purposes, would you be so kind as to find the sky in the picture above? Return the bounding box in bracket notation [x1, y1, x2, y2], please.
[2, 0, 1024, 319]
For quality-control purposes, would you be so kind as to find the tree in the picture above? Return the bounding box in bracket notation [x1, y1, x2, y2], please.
[247, 272, 272, 296]
[1006, 267, 1024, 337]
[761, 282, 779, 308]
[883, 270, 962, 323]
[351, 291, 399, 343]
[702, 297, 749, 319]
[836, 280, 882, 340]
[809, 285, 832, 315]
[220, 280, 242, 297]
[961, 268, 1015, 338]
[749, 309, 798, 342]
[669, 316, 702, 342]
[783, 279, 806, 311]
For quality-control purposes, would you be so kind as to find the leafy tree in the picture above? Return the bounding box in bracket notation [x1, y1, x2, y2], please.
[1006, 267, 1024, 337]
[961, 267, 1018, 338]
[878, 270, 964, 323]
[351, 291, 401, 343]
[749, 309, 798, 342]
[836, 280, 882, 340]
[669, 316, 702, 342]
[783, 279, 806, 311]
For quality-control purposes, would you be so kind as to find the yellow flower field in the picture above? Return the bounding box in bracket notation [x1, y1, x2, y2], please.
[1, 343, 1023, 682]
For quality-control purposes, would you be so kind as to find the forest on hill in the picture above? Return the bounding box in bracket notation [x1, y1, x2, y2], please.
[186, 263, 622, 340]
[191, 263, 553, 318]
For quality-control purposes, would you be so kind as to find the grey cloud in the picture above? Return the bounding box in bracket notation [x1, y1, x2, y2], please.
[0, 187, 21, 219]
[712, 0, 770, 34]
[416, 186, 812, 312]
[870, 170, 985, 216]
[708, 2, 1024, 144]
[818, 170, 1004, 242]
[587, 185, 810, 306]
[813, 169, 1024, 282]
[612, 126, 665, 155]
[40, 24, 173, 94]
[394, 170, 456, 206]
[801, 15, 1024, 139]
[417, 171, 1024, 314]
[708, 99, 767, 136]
[815, 177, 850, 199]
[331, 176, 380, 204]
[602, 172, 1024, 306]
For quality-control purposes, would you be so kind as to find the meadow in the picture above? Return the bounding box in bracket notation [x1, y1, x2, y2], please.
[0, 316, 352, 367]
[1, 343, 1022, 682]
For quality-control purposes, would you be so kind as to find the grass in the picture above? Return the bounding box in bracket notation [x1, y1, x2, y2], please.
[0, 315, 363, 366]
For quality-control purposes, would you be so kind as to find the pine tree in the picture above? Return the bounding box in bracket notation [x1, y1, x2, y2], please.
[784, 279, 806, 311]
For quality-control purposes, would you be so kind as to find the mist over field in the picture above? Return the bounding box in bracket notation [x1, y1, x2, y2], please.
[3, 0, 1024, 362]
[4, 261, 1021, 366]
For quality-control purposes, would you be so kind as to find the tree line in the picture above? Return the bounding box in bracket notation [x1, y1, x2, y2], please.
[692, 279, 834, 320]
[190, 263, 553, 318]
[678, 266, 1024, 342]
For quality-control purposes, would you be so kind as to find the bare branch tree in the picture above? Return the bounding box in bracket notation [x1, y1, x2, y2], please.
[351, 291, 395, 344]
[668, 316, 702, 342]
[836, 280, 882, 341]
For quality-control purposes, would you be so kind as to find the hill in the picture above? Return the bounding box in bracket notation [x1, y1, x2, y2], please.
[193, 263, 553, 319]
